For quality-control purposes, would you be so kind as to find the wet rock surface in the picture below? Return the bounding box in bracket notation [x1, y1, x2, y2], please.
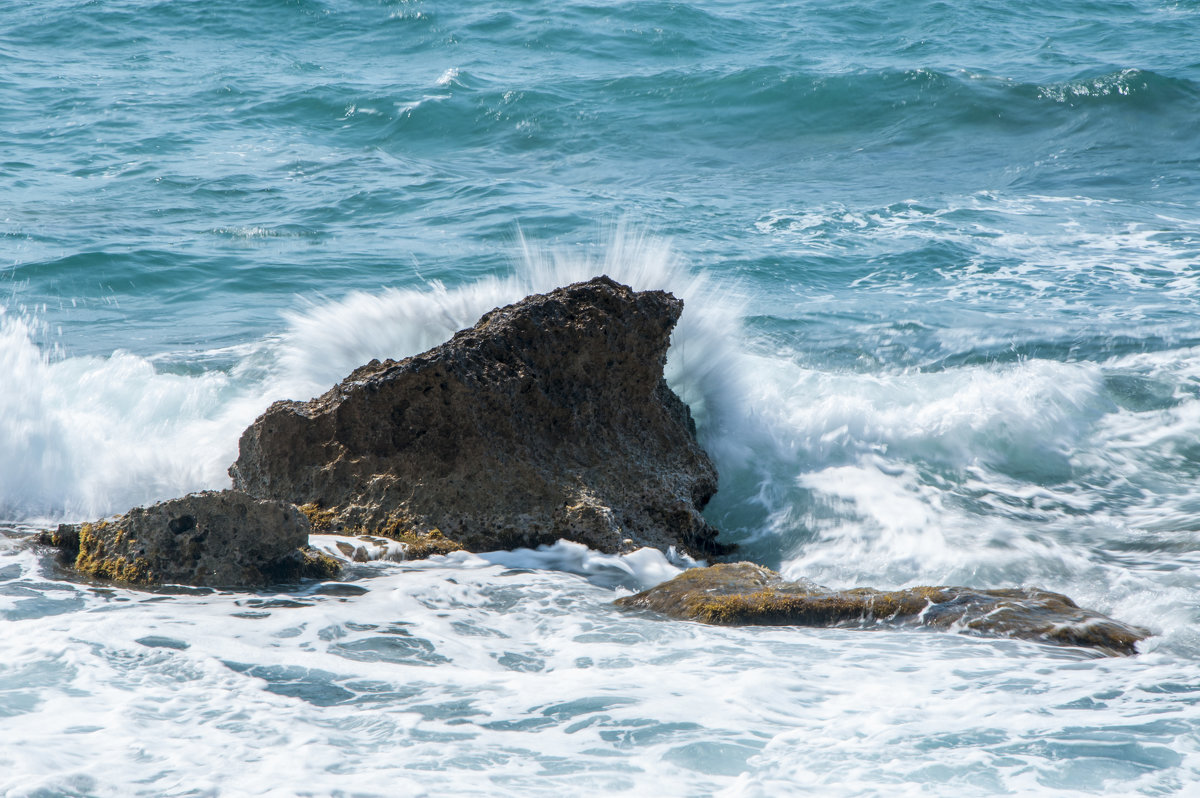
[615, 563, 1150, 655]
[41, 490, 340, 587]
[230, 276, 726, 557]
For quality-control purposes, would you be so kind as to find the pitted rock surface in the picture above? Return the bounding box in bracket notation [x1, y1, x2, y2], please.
[41, 490, 337, 587]
[230, 276, 726, 556]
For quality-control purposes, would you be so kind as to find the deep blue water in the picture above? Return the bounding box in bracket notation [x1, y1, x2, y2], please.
[2, 1, 1200, 795]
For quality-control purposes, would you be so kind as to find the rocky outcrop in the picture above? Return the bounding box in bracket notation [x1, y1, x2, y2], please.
[41, 490, 340, 587]
[615, 563, 1150, 655]
[37, 276, 724, 587]
[230, 276, 727, 557]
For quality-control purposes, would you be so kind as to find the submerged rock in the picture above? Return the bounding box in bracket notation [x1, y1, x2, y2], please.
[230, 276, 727, 557]
[615, 563, 1150, 655]
[41, 490, 340, 587]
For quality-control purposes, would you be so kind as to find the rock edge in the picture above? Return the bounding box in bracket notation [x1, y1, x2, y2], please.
[615, 562, 1150, 656]
[230, 275, 728, 558]
[40, 276, 727, 587]
[40, 490, 340, 588]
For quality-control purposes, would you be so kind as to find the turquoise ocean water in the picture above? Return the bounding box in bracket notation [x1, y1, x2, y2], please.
[3, 1, 1200, 794]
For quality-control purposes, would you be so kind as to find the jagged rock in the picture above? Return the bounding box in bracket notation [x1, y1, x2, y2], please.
[615, 563, 1150, 655]
[40, 490, 340, 587]
[230, 276, 727, 557]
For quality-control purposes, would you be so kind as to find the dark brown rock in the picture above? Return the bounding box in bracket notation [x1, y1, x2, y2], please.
[230, 276, 726, 557]
[615, 563, 1150, 655]
[40, 490, 340, 587]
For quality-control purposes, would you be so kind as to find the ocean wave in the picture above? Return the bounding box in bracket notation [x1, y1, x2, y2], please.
[0, 311, 251, 522]
[751, 193, 1200, 364]
[0, 229, 751, 525]
[340, 63, 1200, 162]
[4, 226, 1198, 660]
[1032, 67, 1199, 107]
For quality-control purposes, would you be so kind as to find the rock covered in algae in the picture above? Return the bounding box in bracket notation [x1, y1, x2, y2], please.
[230, 275, 727, 558]
[41, 490, 340, 587]
[615, 563, 1150, 655]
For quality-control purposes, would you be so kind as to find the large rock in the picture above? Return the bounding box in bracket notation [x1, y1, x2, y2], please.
[230, 276, 727, 557]
[41, 490, 340, 587]
[615, 563, 1150, 655]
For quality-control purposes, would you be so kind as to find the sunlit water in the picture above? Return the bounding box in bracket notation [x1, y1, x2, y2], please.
[3, 0, 1200, 795]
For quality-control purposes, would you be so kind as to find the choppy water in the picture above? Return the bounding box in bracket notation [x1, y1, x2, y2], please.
[3, 0, 1200, 795]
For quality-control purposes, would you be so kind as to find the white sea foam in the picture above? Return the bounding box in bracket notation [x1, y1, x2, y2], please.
[4, 225, 1199, 625]
[755, 194, 1200, 322]
[741, 342, 1200, 635]
[5, 225, 1200, 635]
[733, 196, 1200, 619]
[4, 222, 1200, 795]
[0, 311, 258, 522]
[436, 67, 462, 86]
[0, 228, 752, 525]
[1, 539, 1197, 798]
[268, 224, 752, 433]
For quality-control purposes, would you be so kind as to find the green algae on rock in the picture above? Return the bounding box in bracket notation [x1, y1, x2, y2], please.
[299, 503, 464, 561]
[615, 563, 1150, 655]
[41, 490, 340, 588]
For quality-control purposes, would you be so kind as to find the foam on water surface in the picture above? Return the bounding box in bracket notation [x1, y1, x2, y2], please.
[0, 227, 750, 524]
[3, 226, 1200, 637]
[1, 537, 1198, 797]
[3, 225, 1200, 793]
[4, 0, 1200, 792]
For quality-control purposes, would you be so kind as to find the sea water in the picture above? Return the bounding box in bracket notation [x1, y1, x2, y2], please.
[2, 0, 1200, 795]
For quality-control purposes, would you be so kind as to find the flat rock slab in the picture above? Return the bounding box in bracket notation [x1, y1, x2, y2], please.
[42, 490, 340, 587]
[230, 276, 727, 557]
[615, 562, 1150, 655]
